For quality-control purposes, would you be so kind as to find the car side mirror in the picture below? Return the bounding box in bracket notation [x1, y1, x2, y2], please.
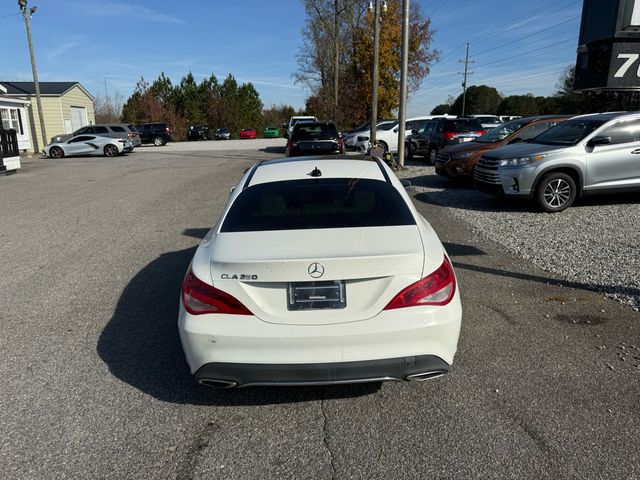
[393, 128, 398, 133]
[587, 136, 611, 147]
[411, 129, 418, 135]
[508, 137, 523, 145]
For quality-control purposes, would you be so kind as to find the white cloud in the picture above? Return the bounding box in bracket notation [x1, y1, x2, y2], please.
[71, 1, 185, 25]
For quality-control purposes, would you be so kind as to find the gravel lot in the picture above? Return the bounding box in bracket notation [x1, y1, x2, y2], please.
[397, 162, 640, 311]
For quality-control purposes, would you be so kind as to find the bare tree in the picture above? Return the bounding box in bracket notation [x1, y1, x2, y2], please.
[94, 92, 124, 123]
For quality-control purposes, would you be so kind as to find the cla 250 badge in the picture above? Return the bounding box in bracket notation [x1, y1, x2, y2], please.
[221, 274, 258, 280]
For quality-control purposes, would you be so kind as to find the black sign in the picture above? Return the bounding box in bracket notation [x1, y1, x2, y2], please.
[574, 0, 640, 90]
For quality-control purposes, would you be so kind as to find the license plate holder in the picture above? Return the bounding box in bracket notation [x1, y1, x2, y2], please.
[287, 280, 346, 310]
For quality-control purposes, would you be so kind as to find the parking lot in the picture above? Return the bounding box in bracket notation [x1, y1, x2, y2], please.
[1, 145, 639, 480]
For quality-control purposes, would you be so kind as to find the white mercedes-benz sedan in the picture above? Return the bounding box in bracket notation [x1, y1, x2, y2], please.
[178, 156, 461, 388]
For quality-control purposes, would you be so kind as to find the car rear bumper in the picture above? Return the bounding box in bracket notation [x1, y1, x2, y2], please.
[178, 294, 461, 383]
[194, 355, 450, 387]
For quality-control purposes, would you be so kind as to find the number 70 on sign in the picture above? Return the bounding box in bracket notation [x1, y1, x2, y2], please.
[615, 53, 640, 78]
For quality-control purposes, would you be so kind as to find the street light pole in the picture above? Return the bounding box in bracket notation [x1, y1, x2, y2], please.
[18, 0, 47, 150]
[397, 0, 410, 168]
[370, 0, 382, 147]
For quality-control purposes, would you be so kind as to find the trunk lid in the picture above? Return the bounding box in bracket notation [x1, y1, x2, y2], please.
[210, 226, 425, 325]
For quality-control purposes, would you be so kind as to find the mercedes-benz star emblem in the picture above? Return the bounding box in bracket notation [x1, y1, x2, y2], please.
[308, 262, 325, 279]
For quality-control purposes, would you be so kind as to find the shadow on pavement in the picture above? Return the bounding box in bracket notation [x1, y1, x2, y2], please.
[260, 146, 286, 154]
[97, 242, 381, 406]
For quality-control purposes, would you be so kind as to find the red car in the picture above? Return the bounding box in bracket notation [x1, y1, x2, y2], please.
[239, 128, 257, 139]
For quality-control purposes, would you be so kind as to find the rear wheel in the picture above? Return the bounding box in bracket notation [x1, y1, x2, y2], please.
[49, 146, 64, 159]
[428, 147, 438, 165]
[377, 141, 388, 155]
[103, 144, 119, 157]
[404, 142, 414, 160]
[153, 136, 166, 146]
[535, 172, 576, 213]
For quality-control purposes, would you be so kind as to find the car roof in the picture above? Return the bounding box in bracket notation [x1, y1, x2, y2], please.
[571, 111, 640, 122]
[244, 156, 389, 188]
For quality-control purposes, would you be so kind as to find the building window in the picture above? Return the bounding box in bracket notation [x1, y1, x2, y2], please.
[1, 108, 23, 134]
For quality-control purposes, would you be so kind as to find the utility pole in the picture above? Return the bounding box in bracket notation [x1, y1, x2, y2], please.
[459, 42, 474, 117]
[18, 0, 46, 150]
[397, 0, 410, 168]
[370, 0, 382, 147]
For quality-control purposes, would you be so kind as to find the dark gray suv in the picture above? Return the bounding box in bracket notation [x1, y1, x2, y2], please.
[474, 112, 640, 212]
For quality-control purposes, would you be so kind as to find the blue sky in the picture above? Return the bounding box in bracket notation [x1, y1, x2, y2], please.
[3, 0, 582, 116]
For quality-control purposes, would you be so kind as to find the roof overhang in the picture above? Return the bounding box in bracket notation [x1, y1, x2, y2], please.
[0, 96, 31, 106]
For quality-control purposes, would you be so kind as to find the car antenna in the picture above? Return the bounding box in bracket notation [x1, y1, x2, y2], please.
[310, 166, 322, 177]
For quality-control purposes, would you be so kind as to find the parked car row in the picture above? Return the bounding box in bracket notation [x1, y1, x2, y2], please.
[423, 111, 640, 212]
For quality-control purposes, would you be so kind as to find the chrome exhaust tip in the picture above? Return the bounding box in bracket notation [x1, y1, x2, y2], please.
[405, 370, 447, 382]
[197, 379, 238, 389]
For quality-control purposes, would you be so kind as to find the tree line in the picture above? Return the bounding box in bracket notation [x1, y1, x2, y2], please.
[95, 72, 302, 140]
[430, 66, 640, 117]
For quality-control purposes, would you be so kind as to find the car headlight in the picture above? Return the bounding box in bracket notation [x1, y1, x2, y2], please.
[451, 152, 473, 160]
[499, 154, 545, 167]
[357, 136, 369, 142]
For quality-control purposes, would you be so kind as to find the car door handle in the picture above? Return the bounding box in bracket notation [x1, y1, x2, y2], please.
[632, 149, 640, 154]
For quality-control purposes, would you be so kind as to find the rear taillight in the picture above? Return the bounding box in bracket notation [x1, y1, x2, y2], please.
[443, 132, 459, 141]
[165, 127, 171, 134]
[181, 267, 251, 315]
[338, 138, 345, 152]
[476, 130, 485, 136]
[127, 133, 138, 139]
[286, 139, 293, 149]
[384, 256, 456, 309]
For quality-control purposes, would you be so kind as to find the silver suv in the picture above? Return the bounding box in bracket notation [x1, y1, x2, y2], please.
[474, 112, 640, 212]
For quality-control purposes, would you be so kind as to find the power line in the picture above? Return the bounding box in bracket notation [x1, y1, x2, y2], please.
[472, 17, 579, 58]
[468, 0, 580, 49]
[0, 12, 20, 19]
[478, 37, 576, 68]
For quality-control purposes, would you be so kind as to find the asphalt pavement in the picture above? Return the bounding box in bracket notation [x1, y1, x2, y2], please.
[0, 144, 638, 480]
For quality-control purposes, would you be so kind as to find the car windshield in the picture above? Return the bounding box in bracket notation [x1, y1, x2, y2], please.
[221, 178, 415, 232]
[292, 124, 338, 140]
[475, 119, 530, 143]
[531, 119, 606, 145]
[217, 128, 229, 133]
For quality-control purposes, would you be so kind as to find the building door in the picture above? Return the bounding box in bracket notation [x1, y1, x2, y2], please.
[70, 106, 87, 131]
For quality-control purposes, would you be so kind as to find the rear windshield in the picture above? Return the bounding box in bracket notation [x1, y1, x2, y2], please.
[221, 178, 416, 232]
[292, 123, 338, 140]
[445, 119, 483, 132]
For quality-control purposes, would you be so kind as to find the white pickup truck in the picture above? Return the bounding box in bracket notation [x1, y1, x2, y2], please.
[285, 116, 317, 139]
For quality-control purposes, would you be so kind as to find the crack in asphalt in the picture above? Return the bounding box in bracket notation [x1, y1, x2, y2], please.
[320, 395, 337, 480]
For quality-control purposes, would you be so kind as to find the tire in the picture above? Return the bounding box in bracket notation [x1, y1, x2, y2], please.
[153, 136, 166, 146]
[377, 141, 388, 155]
[405, 142, 414, 160]
[428, 147, 438, 165]
[535, 172, 577, 213]
[104, 144, 119, 157]
[49, 146, 64, 159]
